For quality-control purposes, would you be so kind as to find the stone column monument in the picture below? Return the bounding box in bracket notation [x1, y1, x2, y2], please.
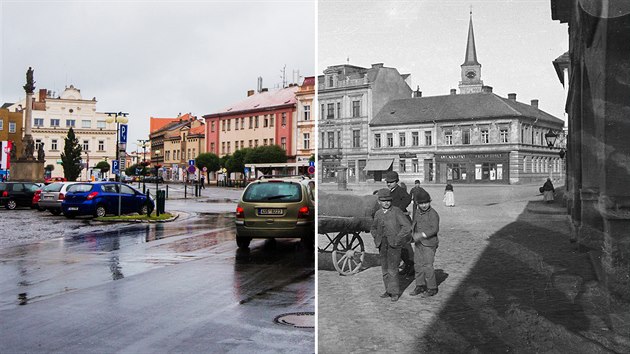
[10, 67, 45, 182]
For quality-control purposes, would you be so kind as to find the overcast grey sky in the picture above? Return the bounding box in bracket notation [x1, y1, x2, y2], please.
[1, 0, 315, 149]
[319, 0, 569, 121]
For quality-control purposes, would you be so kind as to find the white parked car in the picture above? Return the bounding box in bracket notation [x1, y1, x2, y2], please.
[38, 182, 80, 215]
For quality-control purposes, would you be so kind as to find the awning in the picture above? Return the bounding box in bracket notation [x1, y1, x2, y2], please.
[363, 159, 393, 171]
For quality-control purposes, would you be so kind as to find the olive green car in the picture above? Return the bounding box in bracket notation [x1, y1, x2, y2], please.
[235, 176, 315, 249]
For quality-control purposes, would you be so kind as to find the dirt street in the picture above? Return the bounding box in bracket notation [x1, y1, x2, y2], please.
[318, 184, 628, 353]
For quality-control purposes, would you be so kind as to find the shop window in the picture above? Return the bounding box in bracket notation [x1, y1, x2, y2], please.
[399, 159, 406, 172]
[447, 163, 467, 181]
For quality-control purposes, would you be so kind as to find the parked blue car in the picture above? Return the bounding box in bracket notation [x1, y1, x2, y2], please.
[62, 182, 154, 218]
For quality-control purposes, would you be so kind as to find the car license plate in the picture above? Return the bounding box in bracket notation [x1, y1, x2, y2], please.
[68, 207, 79, 211]
[259, 208, 283, 215]
[44, 196, 54, 200]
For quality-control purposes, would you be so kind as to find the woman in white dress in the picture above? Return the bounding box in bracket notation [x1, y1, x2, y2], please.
[443, 183, 455, 207]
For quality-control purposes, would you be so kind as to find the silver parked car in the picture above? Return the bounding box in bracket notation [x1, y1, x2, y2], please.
[38, 182, 79, 215]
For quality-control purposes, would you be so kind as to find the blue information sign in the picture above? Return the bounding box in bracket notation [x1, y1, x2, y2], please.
[119, 124, 128, 144]
[309, 161, 315, 167]
[188, 159, 195, 166]
[112, 160, 120, 175]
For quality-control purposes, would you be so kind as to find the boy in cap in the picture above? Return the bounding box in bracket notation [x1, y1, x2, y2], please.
[410, 179, 428, 212]
[409, 189, 440, 297]
[384, 171, 415, 276]
[370, 188, 412, 302]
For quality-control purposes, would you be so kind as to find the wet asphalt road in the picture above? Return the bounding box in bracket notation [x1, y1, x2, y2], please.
[0, 212, 314, 353]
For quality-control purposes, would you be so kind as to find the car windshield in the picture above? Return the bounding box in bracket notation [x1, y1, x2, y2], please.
[242, 182, 302, 202]
[67, 183, 93, 193]
[43, 182, 63, 192]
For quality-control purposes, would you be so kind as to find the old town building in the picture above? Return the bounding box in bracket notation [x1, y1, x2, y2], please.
[368, 12, 564, 185]
[149, 113, 198, 179]
[203, 84, 299, 170]
[5, 86, 118, 179]
[295, 76, 315, 164]
[161, 115, 205, 181]
[0, 106, 24, 178]
[551, 0, 630, 303]
[318, 63, 412, 183]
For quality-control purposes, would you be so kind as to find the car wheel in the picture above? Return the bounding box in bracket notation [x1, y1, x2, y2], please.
[95, 205, 107, 218]
[6, 199, 17, 210]
[50, 209, 62, 216]
[236, 236, 251, 249]
[37, 206, 46, 212]
[139, 204, 149, 215]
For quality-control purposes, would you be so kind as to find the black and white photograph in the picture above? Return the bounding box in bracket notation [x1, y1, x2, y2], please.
[317, 0, 629, 353]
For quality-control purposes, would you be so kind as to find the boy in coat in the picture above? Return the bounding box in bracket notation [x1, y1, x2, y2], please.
[371, 188, 412, 302]
[384, 171, 414, 276]
[409, 189, 440, 297]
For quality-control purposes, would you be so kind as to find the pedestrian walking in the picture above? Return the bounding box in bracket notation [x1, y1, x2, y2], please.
[443, 183, 455, 207]
[410, 179, 428, 212]
[409, 189, 440, 297]
[541, 178, 555, 203]
[384, 171, 414, 276]
[370, 188, 412, 302]
[200, 175, 205, 189]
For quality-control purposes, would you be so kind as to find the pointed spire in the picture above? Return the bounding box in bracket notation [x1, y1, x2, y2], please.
[462, 10, 480, 66]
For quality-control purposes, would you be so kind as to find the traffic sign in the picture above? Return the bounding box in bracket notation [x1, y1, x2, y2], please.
[309, 161, 315, 167]
[307, 165, 315, 174]
[187, 165, 196, 174]
[188, 159, 195, 166]
[203, 166, 207, 172]
[112, 160, 120, 175]
[119, 124, 128, 144]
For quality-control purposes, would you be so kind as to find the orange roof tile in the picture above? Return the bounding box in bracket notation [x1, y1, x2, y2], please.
[189, 125, 205, 135]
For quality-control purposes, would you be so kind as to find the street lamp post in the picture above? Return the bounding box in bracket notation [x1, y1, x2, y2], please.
[137, 139, 149, 193]
[105, 112, 129, 183]
[544, 130, 559, 181]
[106, 112, 128, 216]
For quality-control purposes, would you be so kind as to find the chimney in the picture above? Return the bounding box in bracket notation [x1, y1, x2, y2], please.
[257, 77, 263, 93]
[450, 89, 457, 95]
[38, 89, 47, 102]
[414, 86, 422, 98]
[531, 99, 539, 108]
[508, 93, 517, 101]
[482, 86, 493, 93]
[247, 90, 255, 97]
[371, 63, 384, 69]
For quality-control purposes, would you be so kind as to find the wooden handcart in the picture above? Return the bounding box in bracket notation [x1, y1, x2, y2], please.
[318, 215, 372, 276]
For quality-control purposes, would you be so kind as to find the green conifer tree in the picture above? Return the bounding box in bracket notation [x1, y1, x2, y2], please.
[60, 127, 83, 181]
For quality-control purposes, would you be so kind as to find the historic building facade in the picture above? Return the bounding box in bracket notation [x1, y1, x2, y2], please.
[0, 107, 24, 178]
[317, 63, 412, 183]
[5, 86, 118, 179]
[149, 113, 196, 179]
[203, 85, 299, 160]
[295, 76, 315, 164]
[368, 13, 565, 185]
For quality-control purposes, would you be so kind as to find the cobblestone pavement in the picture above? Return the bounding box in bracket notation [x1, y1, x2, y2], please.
[318, 184, 629, 353]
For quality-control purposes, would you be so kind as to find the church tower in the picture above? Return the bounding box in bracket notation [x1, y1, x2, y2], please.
[459, 11, 483, 94]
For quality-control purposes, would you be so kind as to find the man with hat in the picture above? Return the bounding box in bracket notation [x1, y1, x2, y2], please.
[384, 171, 414, 276]
[409, 189, 440, 297]
[410, 179, 428, 212]
[370, 188, 412, 302]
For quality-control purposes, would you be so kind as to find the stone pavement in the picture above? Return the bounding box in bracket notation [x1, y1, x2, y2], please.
[318, 184, 629, 353]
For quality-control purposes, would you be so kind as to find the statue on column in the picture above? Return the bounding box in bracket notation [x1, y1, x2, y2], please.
[23, 67, 35, 94]
[37, 142, 45, 161]
[22, 139, 35, 159]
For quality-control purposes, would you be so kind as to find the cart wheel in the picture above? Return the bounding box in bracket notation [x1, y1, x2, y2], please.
[332, 231, 365, 275]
